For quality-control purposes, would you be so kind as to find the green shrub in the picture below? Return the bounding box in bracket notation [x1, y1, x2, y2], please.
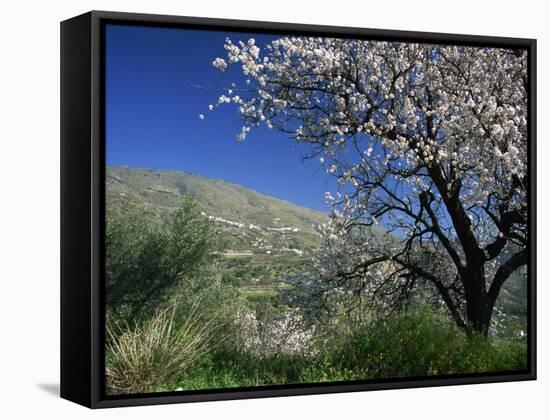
[340, 308, 527, 378]
[105, 195, 223, 323]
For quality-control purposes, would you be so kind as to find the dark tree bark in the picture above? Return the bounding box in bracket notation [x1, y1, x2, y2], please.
[463, 263, 490, 335]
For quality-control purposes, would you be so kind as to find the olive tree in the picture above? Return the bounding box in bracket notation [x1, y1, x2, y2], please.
[106, 195, 224, 322]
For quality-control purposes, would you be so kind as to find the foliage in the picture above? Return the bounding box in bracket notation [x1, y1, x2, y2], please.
[105, 304, 215, 395]
[338, 308, 527, 378]
[175, 308, 526, 391]
[105, 195, 223, 322]
[221, 253, 316, 287]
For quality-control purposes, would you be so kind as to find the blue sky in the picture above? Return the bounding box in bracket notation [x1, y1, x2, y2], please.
[105, 24, 336, 212]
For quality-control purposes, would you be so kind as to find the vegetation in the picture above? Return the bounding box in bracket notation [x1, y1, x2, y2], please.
[105, 195, 226, 320]
[105, 195, 243, 394]
[106, 165, 326, 253]
[106, 305, 215, 394]
[108, 302, 526, 393]
[104, 38, 529, 394]
[105, 190, 527, 395]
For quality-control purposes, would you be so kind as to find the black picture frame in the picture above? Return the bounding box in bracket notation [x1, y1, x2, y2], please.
[60, 10, 537, 409]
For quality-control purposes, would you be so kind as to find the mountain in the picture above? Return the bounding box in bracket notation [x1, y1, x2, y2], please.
[106, 166, 328, 268]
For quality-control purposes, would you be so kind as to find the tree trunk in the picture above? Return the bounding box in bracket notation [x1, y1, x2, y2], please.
[463, 264, 492, 336]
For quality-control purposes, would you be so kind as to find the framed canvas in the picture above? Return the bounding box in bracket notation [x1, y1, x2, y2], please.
[60, 10, 537, 408]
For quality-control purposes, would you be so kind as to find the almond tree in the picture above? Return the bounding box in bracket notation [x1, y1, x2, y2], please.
[208, 37, 528, 335]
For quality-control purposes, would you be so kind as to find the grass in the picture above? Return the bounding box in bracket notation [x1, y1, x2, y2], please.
[105, 305, 215, 395]
[172, 308, 527, 392]
[105, 302, 527, 394]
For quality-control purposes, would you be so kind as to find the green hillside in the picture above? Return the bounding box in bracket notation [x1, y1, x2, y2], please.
[106, 165, 329, 286]
[107, 165, 327, 246]
[108, 166, 324, 224]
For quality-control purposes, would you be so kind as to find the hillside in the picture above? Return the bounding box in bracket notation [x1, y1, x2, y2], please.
[109, 165, 325, 222]
[106, 165, 329, 285]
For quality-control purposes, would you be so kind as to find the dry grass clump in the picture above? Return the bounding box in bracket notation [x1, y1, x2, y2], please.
[106, 305, 213, 394]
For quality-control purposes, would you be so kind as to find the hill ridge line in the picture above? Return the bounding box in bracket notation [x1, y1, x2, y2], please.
[107, 164, 327, 217]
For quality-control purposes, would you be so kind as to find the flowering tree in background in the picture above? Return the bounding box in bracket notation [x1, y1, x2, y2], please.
[208, 37, 528, 335]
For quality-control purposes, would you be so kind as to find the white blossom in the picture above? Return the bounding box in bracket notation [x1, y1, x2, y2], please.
[212, 57, 227, 71]
[209, 36, 528, 333]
